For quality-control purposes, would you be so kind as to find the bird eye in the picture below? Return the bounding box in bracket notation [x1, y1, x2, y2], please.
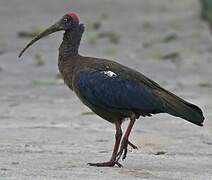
[63, 16, 72, 25]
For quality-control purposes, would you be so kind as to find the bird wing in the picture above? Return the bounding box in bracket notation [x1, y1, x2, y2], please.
[74, 69, 163, 113]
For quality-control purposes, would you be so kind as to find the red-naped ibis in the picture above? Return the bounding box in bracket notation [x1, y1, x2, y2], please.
[19, 12, 205, 167]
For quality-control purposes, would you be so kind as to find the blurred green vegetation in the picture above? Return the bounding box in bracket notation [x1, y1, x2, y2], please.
[143, 33, 178, 48]
[84, 13, 120, 56]
[150, 51, 180, 61]
[200, 0, 212, 21]
[17, 26, 45, 38]
[34, 53, 44, 66]
[81, 111, 95, 116]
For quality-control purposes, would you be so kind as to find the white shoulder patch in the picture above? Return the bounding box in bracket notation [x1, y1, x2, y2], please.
[102, 70, 117, 77]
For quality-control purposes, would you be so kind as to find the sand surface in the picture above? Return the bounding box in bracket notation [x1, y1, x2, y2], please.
[0, 0, 212, 179]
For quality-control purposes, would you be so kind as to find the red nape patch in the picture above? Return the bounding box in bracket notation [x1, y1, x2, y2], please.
[66, 12, 79, 23]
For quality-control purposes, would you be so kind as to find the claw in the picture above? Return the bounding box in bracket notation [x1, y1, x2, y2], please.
[122, 146, 127, 160]
[88, 161, 123, 167]
[116, 138, 138, 161]
[128, 141, 138, 149]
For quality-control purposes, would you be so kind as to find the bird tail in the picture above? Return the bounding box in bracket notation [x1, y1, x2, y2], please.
[155, 91, 205, 126]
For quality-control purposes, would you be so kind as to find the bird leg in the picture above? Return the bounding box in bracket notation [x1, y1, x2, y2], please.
[88, 120, 123, 167]
[116, 114, 137, 161]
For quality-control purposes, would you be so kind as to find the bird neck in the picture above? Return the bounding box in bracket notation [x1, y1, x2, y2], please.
[59, 25, 84, 59]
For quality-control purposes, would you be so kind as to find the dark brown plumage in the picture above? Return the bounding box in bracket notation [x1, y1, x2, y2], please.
[19, 12, 205, 167]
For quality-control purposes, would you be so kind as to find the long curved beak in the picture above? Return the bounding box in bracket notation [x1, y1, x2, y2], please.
[18, 21, 63, 58]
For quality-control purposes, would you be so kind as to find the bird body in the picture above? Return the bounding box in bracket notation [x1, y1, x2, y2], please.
[60, 54, 204, 126]
[19, 12, 205, 167]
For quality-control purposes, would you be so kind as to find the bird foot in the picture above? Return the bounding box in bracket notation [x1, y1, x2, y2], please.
[116, 138, 138, 161]
[88, 160, 123, 167]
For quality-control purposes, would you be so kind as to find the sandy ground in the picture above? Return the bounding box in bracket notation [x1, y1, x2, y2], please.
[0, 0, 212, 179]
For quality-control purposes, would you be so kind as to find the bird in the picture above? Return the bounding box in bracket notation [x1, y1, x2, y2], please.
[19, 12, 205, 167]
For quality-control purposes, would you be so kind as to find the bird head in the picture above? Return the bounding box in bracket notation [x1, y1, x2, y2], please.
[18, 12, 80, 58]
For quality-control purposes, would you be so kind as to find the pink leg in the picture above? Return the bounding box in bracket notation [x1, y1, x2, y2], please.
[117, 114, 138, 161]
[88, 120, 123, 167]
